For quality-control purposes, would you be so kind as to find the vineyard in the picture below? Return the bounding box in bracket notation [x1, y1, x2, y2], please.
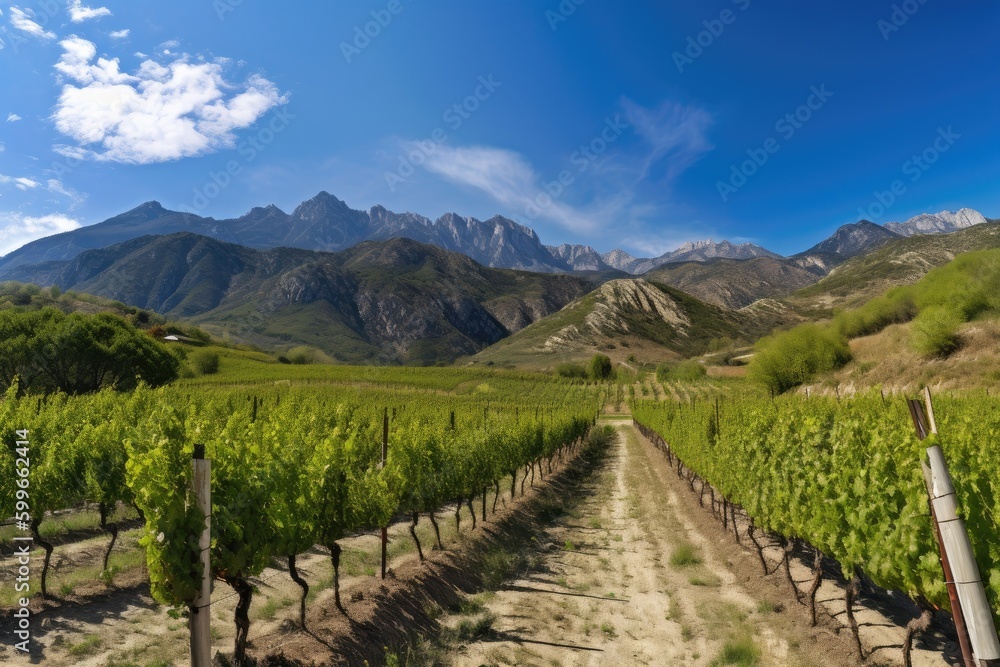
[632, 389, 1000, 642]
[2, 356, 999, 665]
[0, 369, 603, 663]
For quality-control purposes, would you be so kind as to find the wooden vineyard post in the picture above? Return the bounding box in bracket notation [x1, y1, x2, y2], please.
[381, 408, 389, 580]
[190, 444, 211, 667]
[908, 390, 1000, 667]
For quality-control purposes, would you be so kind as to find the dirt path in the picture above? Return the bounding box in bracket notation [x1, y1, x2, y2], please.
[445, 420, 874, 667]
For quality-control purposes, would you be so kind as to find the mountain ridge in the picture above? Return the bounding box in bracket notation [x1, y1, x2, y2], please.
[2, 232, 597, 365]
[0, 192, 990, 281]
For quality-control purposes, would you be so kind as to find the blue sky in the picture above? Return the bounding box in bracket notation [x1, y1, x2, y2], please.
[0, 1, 997, 258]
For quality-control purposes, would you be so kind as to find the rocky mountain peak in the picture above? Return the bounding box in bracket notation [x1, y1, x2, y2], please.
[884, 208, 988, 237]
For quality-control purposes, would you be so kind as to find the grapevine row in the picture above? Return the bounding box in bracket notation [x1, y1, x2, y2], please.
[0, 377, 603, 663]
[631, 391, 1000, 630]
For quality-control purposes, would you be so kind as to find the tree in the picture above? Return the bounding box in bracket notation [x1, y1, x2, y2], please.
[0, 309, 180, 394]
[588, 354, 613, 381]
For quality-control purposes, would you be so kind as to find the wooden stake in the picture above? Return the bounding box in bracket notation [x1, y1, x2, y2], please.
[381, 408, 389, 579]
[190, 444, 211, 667]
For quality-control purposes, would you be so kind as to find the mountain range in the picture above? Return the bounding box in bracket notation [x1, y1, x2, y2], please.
[0, 189, 987, 279]
[0, 192, 994, 367]
[2, 233, 594, 364]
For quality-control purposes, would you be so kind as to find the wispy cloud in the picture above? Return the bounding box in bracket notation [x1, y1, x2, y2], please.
[44, 178, 85, 204]
[52, 36, 288, 165]
[401, 97, 715, 244]
[108, 29, 129, 39]
[1, 173, 40, 190]
[0, 213, 81, 256]
[6, 113, 21, 122]
[9, 6, 56, 40]
[68, 1, 111, 23]
[408, 143, 604, 233]
[620, 97, 714, 181]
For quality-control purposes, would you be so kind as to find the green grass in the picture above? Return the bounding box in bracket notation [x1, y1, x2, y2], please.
[452, 612, 496, 641]
[451, 593, 493, 615]
[67, 633, 102, 656]
[710, 634, 761, 666]
[0, 537, 146, 606]
[669, 542, 702, 567]
[479, 547, 530, 590]
[255, 596, 294, 621]
[756, 599, 783, 614]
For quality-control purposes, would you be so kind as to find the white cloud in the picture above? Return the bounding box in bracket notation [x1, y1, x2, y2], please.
[395, 98, 715, 247]
[409, 143, 605, 234]
[9, 7, 56, 40]
[14, 177, 40, 190]
[0, 143, 5, 153]
[68, 0, 111, 23]
[45, 178, 85, 204]
[0, 213, 81, 256]
[52, 37, 288, 165]
[53, 144, 89, 160]
[109, 29, 129, 39]
[7, 113, 22, 122]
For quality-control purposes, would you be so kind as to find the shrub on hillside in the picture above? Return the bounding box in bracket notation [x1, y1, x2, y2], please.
[747, 324, 851, 394]
[588, 354, 614, 380]
[911, 306, 962, 357]
[555, 362, 587, 379]
[190, 350, 220, 375]
[834, 290, 916, 338]
[656, 359, 707, 382]
[286, 345, 334, 365]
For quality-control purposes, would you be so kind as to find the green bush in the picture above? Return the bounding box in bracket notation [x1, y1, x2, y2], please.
[834, 290, 916, 338]
[189, 350, 220, 375]
[707, 336, 737, 352]
[588, 354, 613, 380]
[656, 360, 707, 382]
[747, 324, 851, 394]
[286, 345, 334, 365]
[911, 306, 962, 357]
[555, 362, 587, 379]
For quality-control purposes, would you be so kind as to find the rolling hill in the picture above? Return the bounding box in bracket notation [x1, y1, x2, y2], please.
[471, 278, 797, 367]
[787, 220, 1000, 314]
